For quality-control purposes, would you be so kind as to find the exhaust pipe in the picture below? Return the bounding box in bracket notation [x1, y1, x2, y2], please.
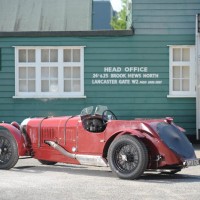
[45, 140, 108, 167]
[45, 140, 76, 159]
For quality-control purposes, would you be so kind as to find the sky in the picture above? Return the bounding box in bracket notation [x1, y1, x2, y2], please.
[110, 0, 123, 12]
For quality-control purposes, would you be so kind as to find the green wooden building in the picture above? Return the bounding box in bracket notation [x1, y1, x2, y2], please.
[0, 0, 200, 139]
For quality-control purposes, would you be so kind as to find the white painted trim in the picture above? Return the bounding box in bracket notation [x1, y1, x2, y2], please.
[13, 96, 87, 99]
[13, 46, 86, 48]
[14, 46, 85, 98]
[168, 45, 196, 97]
[167, 45, 195, 47]
[167, 95, 196, 98]
[196, 14, 200, 140]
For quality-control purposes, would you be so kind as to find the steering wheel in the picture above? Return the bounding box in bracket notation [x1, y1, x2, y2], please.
[102, 110, 117, 123]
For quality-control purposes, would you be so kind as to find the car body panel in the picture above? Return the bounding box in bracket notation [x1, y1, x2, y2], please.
[22, 115, 188, 169]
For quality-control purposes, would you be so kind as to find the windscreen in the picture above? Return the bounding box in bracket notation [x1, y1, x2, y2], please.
[94, 105, 108, 115]
[80, 106, 94, 116]
[80, 105, 108, 116]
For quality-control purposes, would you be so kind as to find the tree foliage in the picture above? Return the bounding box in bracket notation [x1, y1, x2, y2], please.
[110, 0, 127, 30]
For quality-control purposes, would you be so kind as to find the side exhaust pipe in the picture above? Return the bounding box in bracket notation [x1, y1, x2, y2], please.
[45, 140, 76, 159]
[45, 140, 108, 167]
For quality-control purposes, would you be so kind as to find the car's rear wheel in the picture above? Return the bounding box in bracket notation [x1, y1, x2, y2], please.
[38, 160, 57, 165]
[0, 130, 19, 169]
[108, 135, 148, 179]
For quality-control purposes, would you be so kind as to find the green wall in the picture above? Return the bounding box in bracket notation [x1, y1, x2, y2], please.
[0, 34, 196, 135]
[132, 0, 200, 35]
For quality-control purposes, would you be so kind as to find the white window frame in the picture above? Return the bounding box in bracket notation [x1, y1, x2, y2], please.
[14, 46, 86, 98]
[168, 45, 196, 98]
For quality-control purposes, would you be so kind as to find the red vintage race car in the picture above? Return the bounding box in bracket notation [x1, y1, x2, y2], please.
[0, 105, 199, 179]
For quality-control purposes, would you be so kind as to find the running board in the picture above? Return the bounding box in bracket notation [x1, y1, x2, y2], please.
[45, 140, 108, 167]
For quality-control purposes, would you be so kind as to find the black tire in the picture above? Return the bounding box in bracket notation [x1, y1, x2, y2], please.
[108, 135, 148, 180]
[38, 160, 57, 165]
[0, 130, 19, 169]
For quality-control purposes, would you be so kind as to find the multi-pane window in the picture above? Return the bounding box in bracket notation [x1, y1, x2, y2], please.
[19, 67, 36, 92]
[15, 47, 84, 98]
[169, 46, 195, 97]
[63, 49, 81, 93]
[41, 67, 58, 92]
[64, 67, 81, 92]
[64, 49, 80, 62]
[41, 49, 58, 62]
[18, 49, 36, 93]
[19, 49, 35, 62]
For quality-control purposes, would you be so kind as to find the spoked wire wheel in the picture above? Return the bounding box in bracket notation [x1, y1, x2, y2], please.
[108, 135, 148, 179]
[115, 142, 139, 173]
[0, 130, 19, 169]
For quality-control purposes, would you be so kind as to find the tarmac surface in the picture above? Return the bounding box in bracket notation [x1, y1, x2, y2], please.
[1, 145, 200, 200]
[193, 144, 200, 156]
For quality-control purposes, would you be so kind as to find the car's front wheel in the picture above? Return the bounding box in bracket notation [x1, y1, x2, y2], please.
[0, 130, 19, 170]
[108, 135, 148, 180]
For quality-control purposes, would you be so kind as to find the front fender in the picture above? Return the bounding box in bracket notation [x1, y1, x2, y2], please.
[0, 123, 27, 156]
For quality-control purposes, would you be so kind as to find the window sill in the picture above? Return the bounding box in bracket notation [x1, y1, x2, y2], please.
[167, 94, 196, 98]
[13, 95, 87, 99]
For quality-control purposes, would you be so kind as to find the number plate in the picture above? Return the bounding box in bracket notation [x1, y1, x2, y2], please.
[184, 159, 200, 167]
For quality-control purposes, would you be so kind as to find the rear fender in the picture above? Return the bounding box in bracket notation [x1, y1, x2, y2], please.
[104, 129, 166, 169]
[0, 123, 27, 156]
[103, 129, 145, 158]
[119, 129, 145, 138]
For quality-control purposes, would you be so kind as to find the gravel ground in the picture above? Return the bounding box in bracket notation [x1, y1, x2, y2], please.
[0, 146, 200, 200]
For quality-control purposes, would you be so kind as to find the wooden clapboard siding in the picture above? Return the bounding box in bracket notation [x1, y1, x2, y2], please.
[132, 0, 200, 34]
[0, 34, 196, 135]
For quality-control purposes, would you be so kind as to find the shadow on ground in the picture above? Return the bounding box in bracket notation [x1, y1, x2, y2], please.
[13, 161, 200, 183]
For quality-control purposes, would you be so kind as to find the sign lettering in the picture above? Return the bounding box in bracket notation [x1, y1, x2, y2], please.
[92, 67, 162, 85]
